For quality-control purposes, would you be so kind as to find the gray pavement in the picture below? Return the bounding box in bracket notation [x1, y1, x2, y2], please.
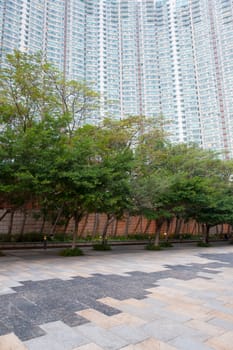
[0, 244, 233, 349]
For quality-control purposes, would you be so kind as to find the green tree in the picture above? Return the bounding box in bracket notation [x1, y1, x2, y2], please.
[0, 51, 100, 240]
[132, 132, 230, 247]
[89, 118, 136, 245]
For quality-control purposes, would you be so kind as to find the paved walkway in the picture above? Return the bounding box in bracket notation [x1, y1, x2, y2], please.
[0, 244, 233, 350]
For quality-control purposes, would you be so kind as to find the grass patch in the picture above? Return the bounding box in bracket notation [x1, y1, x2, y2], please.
[59, 247, 84, 256]
[145, 243, 163, 251]
[197, 242, 212, 247]
[93, 243, 112, 251]
[0, 251, 5, 257]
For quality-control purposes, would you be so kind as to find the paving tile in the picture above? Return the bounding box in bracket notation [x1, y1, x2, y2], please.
[169, 336, 214, 350]
[142, 318, 208, 342]
[97, 297, 122, 309]
[77, 309, 122, 329]
[0, 333, 27, 350]
[120, 337, 177, 350]
[76, 323, 129, 350]
[62, 313, 89, 327]
[109, 312, 146, 327]
[208, 317, 233, 331]
[24, 334, 66, 350]
[109, 324, 148, 344]
[207, 310, 233, 323]
[185, 319, 225, 336]
[36, 321, 88, 349]
[1, 245, 233, 349]
[72, 344, 104, 350]
[166, 303, 212, 320]
[206, 331, 233, 350]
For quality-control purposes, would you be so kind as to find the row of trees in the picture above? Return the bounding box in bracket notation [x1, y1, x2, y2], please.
[1, 51, 233, 248]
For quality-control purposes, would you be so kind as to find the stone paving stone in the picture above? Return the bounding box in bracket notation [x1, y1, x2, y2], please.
[24, 321, 88, 350]
[77, 309, 122, 329]
[147, 285, 189, 298]
[97, 297, 122, 309]
[62, 313, 89, 327]
[198, 272, 219, 279]
[0, 306, 45, 341]
[120, 337, 178, 350]
[207, 310, 233, 323]
[169, 336, 214, 350]
[76, 323, 129, 350]
[109, 312, 146, 327]
[24, 334, 67, 350]
[73, 343, 104, 350]
[146, 289, 202, 307]
[0, 333, 27, 350]
[142, 318, 208, 342]
[0, 321, 11, 336]
[1, 246, 233, 349]
[111, 302, 161, 322]
[208, 317, 233, 331]
[109, 324, 148, 344]
[186, 290, 219, 301]
[166, 302, 212, 320]
[154, 308, 192, 323]
[185, 319, 225, 336]
[224, 302, 233, 309]
[0, 287, 16, 296]
[138, 296, 166, 309]
[206, 331, 233, 350]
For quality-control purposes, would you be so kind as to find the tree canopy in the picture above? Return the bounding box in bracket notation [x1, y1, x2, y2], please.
[1, 51, 233, 247]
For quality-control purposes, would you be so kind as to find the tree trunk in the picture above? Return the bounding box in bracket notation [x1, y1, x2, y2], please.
[92, 213, 100, 237]
[201, 223, 206, 235]
[7, 210, 15, 241]
[203, 225, 210, 244]
[191, 221, 197, 235]
[49, 207, 63, 237]
[113, 219, 118, 237]
[71, 212, 82, 249]
[79, 213, 89, 238]
[220, 224, 224, 235]
[102, 214, 114, 245]
[143, 220, 152, 235]
[133, 216, 142, 234]
[154, 219, 163, 246]
[39, 215, 46, 235]
[64, 216, 71, 235]
[19, 209, 27, 238]
[174, 217, 182, 236]
[166, 218, 172, 236]
[0, 209, 10, 222]
[71, 218, 79, 249]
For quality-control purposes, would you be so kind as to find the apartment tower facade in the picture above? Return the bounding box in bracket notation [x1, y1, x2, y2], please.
[1, 0, 233, 157]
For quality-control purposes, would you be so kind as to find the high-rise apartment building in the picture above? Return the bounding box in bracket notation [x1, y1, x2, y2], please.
[1, 0, 233, 157]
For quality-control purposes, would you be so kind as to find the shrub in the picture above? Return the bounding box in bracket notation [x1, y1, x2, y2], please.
[129, 233, 150, 240]
[59, 247, 84, 256]
[93, 243, 112, 251]
[15, 233, 44, 242]
[145, 243, 162, 251]
[160, 241, 173, 248]
[197, 242, 212, 247]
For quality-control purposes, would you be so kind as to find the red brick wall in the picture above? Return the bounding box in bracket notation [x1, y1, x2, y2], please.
[0, 209, 229, 237]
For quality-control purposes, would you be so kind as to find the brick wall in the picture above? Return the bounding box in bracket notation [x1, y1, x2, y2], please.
[0, 209, 229, 237]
